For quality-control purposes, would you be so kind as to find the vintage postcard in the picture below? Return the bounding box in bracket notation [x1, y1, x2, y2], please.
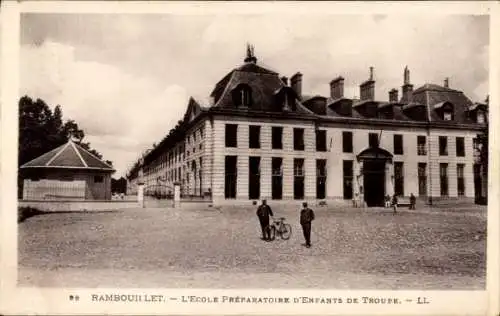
[1, 1, 499, 315]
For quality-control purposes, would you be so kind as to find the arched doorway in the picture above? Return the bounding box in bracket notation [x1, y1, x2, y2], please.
[357, 147, 393, 207]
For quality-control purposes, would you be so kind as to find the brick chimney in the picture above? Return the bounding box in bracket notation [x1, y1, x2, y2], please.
[330, 76, 344, 99]
[281, 76, 289, 86]
[389, 88, 399, 103]
[444, 77, 449, 88]
[330, 77, 344, 100]
[290, 72, 302, 99]
[401, 66, 413, 103]
[359, 67, 375, 101]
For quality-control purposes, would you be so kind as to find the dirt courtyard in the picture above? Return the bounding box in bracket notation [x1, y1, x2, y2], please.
[18, 204, 486, 289]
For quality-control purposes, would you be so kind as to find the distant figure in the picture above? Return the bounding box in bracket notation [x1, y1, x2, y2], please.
[391, 194, 398, 214]
[120, 193, 124, 200]
[385, 194, 391, 208]
[409, 193, 416, 210]
[300, 202, 315, 248]
[359, 186, 365, 208]
[256, 200, 274, 241]
[352, 193, 359, 208]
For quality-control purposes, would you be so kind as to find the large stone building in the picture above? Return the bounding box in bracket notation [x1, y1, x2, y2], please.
[127, 46, 488, 206]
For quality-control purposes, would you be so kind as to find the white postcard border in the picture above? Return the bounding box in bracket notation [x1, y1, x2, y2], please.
[1, 1, 499, 315]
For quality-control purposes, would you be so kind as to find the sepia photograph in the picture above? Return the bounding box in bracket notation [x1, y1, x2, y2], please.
[1, 1, 499, 315]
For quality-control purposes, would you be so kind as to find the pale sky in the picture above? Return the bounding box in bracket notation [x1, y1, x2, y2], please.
[20, 14, 489, 177]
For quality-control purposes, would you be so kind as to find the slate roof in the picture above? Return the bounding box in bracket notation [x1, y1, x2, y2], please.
[21, 140, 115, 172]
[411, 83, 476, 124]
[182, 97, 206, 121]
[319, 81, 481, 126]
[210, 60, 314, 116]
[207, 51, 482, 126]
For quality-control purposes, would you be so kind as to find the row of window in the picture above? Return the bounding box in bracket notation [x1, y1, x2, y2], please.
[225, 156, 327, 199]
[146, 141, 206, 175]
[340, 161, 466, 199]
[439, 163, 466, 196]
[341, 133, 466, 156]
[164, 157, 204, 183]
[187, 126, 205, 145]
[146, 125, 206, 173]
[225, 157, 327, 177]
[224, 159, 469, 199]
[226, 124, 467, 157]
[224, 156, 468, 200]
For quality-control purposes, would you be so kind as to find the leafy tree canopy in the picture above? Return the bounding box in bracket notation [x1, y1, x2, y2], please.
[18, 95, 112, 166]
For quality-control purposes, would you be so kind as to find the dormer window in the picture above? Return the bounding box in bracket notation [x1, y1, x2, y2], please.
[232, 84, 252, 107]
[378, 106, 394, 119]
[443, 110, 453, 121]
[434, 102, 454, 121]
[477, 111, 485, 124]
[274, 87, 297, 112]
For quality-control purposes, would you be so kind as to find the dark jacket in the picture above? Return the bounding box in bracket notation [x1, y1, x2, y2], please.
[257, 205, 273, 218]
[300, 207, 315, 225]
[391, 196, 398, 205]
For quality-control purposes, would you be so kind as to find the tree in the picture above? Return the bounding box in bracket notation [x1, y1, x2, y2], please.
[78, 141, 103, 159]
[19, 96, 60, 165]
[61, 119, 85, 142]
[18, 95, 110, 165]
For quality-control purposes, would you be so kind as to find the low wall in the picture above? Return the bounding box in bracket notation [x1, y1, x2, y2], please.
[210, 197, 477, 208]
[211, 198, 352, 208]
[19, 200, 140, 212]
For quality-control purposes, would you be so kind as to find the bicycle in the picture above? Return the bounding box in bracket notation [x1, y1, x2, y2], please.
[267, 217, 292, 241]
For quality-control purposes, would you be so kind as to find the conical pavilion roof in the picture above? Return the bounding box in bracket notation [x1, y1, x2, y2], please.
[21, 140, 115, 172]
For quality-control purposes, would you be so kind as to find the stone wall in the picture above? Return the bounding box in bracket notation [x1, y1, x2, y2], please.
[19, 200, 140, 212]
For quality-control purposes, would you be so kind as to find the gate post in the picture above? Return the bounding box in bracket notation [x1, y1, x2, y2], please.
[137, 182, 145, 208]
[173, 182, 181, 208]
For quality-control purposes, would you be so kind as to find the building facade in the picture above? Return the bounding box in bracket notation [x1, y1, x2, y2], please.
[127, 47, 488, 206]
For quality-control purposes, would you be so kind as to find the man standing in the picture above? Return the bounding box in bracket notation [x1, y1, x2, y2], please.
[409, 193, 416, 210]
[391, 194, 398, 214]
[385, 194, 391, 208]
[256, 200, 273, 241]
[300, 202, 315, 248]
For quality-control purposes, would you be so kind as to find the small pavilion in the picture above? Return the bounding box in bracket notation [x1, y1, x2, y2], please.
[20, 140, 115, 200]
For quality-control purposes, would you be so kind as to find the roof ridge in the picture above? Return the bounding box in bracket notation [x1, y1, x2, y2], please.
[414, 83, 461, 94]
[234, 68, 278, 76]
[70, 140, 88, 167]
[213, 70, 237, 108]
[45, 141, 71, 166]
[74, 142, 114, 170]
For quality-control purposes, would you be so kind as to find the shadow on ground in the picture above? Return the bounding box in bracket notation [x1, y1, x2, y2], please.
[17, 207, 120, 223]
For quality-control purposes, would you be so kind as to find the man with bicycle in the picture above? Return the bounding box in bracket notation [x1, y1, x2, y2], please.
[256, 200, 274, 241]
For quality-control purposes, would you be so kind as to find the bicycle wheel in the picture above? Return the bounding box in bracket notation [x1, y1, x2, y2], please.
[281, 224, 292, 240]
[268, 225, 276, 241]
